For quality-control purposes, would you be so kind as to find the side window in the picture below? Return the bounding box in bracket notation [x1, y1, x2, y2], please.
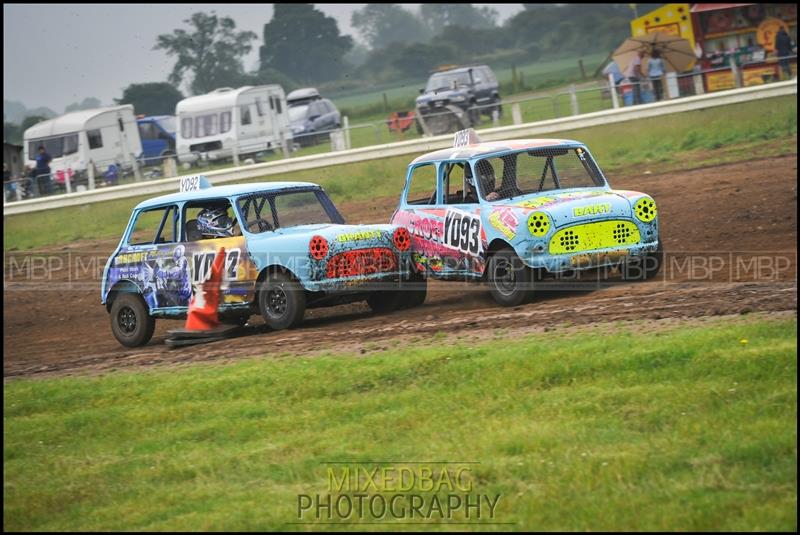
[128, 206, 177, 246]
[183, 201, 241, 241]
[406, 164, 438, 205]
[255, 98, 264, 117]
[181, 118, 193, 139]
[444, 163, 472, 204]
[275, 96, 282, 114]
[240, 105, 251, 125]
[220, 111, 232, 133]
[138, 122, 156, 140]
[63, 134, 79, 156]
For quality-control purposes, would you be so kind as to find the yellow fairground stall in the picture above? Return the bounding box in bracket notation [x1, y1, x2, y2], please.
[631, 3, 797, 93]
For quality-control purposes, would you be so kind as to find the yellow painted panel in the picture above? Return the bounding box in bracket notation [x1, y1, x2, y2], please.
[549, 221, 641, 255]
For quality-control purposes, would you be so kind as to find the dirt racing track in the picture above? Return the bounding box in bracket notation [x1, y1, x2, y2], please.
[3, 155, 797, 379]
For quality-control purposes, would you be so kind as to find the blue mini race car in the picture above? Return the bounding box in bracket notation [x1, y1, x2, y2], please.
[391, 130, 662, 306]
[102, 178, 422, 347]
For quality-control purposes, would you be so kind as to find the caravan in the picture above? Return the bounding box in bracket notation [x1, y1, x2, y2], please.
[23, 105, 142, 191]
[176, 85, 291, 164]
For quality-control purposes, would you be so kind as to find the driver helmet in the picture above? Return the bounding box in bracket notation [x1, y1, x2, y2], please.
[173, 244, 186, 262]
[197, 206, 235, 237]
[475, 160, 496, 194]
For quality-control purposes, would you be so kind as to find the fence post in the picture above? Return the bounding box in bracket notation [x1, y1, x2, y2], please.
[131, 155, 142, 181]
[382, 92, 389, 113]
[232, 144, 240, 167]
[609, 74, 620, 109]
[492, 109, 500, 126]
[88, 161, 95, 190]
[569, 84, 579, 116]
[163, 156, 177, 178]
[65, 172, 72, 194]
[16, 180, 23, 202]
[665, 72, 680, 99]
[343, 116, 351, 150]
[579, 58, 586, 80]
[280, 130, 291, 159]
[693, 70, 705, 95]
[730, 58, 742, 88]
[511, 102, 523, 125]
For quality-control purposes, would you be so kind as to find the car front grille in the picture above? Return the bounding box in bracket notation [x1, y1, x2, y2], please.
[549, 220, 641, 254]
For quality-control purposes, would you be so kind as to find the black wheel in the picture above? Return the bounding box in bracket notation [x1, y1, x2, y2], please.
[397, 269, 427, 309]
[621, 241, 663, 281]
[110, 293, 155, 347]
[258, 272, 306, 330]
[487, 247, 533, 307]
[367, 290, 402, 313]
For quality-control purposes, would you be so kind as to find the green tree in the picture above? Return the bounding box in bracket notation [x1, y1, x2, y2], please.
[115, 83, 184, 116]
[64, 97, 102, 113]
[420, 4, 499, 32]
[21, 116, 47, 133]
[259, 4, 353, 84]
[4, 122, 22, 144]
[351, 4, 431, 50]
[155, 12, 257, 95]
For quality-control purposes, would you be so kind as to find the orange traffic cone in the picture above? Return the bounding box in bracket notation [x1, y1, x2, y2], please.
[185, 247, 225, 331]
[166, 247, 238, 347]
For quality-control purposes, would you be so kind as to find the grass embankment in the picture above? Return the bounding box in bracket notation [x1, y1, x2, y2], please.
[4, 315, 797, 530]
[4, 96, 796, 252]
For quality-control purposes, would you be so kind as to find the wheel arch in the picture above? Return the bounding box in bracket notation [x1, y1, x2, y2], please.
[105, 279, 141, 312]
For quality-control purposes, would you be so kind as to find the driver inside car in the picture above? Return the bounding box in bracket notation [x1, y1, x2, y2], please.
[465, 161, 501, 202]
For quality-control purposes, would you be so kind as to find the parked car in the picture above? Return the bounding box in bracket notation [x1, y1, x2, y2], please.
[23, 105, 143, 191]
[390, 129, 662, 307]
[415, 65, 501, 135]
[137, 115, 176, 166]
[176, 85, 292, 164]
[101, 178, 424, 347]
[287, 88, 341, 146]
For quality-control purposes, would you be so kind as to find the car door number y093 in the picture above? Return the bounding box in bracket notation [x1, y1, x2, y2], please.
[443, 209, 481, 255]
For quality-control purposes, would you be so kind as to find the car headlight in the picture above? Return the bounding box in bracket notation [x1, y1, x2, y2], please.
[527, 212, 551, 236]
[634, 197, 657, 222]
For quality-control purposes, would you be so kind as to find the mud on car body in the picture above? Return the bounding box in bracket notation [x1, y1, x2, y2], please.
[391, 130, 662, 307]
[101, 179, 421, 347]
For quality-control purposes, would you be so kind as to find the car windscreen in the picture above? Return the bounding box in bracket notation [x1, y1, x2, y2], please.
[236, 189, 338, 233]
[474, 147, 605, 201]
[288, 104, 309, 123]
[426, 72, 471, 91]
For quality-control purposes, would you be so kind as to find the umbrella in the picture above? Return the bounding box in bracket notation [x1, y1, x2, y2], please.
[612, 32, 696, 75]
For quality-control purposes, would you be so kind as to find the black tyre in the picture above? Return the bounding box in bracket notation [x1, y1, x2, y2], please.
[397, 270, 427, 309]
[367, 290, 402, 313]
[487, 247, 533, 307]
[110, 293, 156, 347]
[258, 272, 306, 330]
[621, 241, 663, 281]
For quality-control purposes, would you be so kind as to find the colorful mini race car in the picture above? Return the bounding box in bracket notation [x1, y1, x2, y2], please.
[391, 130, 662, 306]
[101, 178, 424, 347]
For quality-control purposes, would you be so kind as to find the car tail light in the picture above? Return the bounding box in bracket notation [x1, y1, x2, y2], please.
[309, 235, 329, 260]
[393, 228, 411, 251]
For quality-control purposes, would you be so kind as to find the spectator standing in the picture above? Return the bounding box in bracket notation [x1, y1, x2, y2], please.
[775, 27, 794, 80]
[648, 49, 666, 101]
[624, 50, 645, 104]
[35, 145, 52, 195]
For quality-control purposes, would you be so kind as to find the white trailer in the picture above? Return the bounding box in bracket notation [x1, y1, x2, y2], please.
[23, 105, 142, 192]
[175, 85, 291, 164]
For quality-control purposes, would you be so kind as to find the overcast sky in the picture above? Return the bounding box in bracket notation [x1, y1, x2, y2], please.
[3, 3, 524, 113]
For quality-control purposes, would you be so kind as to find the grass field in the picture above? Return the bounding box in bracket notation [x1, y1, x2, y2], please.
[4, 96, 796, 252]
[3, 315, 797, 531]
